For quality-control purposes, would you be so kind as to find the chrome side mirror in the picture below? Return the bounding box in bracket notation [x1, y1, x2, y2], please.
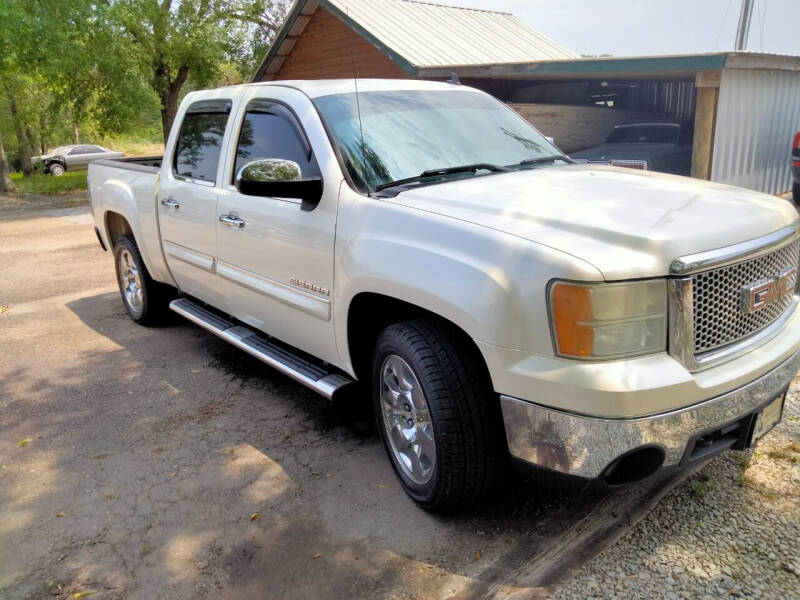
[235, 158, 323, 211]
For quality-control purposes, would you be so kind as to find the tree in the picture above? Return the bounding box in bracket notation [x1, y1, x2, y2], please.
[109, 0, 289, 140]
[0, 128, 15, 193]
[5, 85, 33, 175]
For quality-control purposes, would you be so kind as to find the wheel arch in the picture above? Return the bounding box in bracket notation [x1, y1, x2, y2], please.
[46, 159, 66, 173]
[104, 210, 133, 246]
[345, 292, 494, 391]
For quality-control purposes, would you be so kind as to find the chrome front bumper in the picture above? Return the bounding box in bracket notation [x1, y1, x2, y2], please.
[500, 349, 800, 479]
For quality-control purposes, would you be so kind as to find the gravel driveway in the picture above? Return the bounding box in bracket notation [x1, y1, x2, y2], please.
[552, 391, 800, 600]
[0, 197, 798, 600]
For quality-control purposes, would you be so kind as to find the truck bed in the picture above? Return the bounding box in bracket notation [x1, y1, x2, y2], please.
[88, 156, 173, 286]
[92, 155, 163, 173]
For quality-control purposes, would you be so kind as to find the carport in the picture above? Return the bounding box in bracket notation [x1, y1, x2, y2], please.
[430, 53, 800, 195]
[254, 0, 800, 195]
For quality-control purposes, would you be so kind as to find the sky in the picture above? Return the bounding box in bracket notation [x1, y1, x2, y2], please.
[445, 0, 800, 57]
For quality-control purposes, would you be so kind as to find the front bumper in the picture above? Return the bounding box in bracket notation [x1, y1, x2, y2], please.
[500, 348, 800, 479]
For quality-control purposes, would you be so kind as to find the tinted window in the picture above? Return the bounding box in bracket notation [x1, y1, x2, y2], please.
[606, 125, 680, 144]
[174, 111, 229, 183]
[233, 103, 319, 181]
[68, 147, 89, 155]
[87, 145, 104, 153]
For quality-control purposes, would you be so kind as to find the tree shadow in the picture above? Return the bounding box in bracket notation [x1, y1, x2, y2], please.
[1, 290, 688, 599]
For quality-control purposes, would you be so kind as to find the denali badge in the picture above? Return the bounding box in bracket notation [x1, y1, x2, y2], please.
[740, 266, 797, 314]
[290, 277, 330, 296]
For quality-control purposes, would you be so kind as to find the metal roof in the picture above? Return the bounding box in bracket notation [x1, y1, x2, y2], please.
[253, 0, 577, 81]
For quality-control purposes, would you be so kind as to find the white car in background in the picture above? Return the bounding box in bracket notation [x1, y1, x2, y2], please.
[34, 144, 123, 176]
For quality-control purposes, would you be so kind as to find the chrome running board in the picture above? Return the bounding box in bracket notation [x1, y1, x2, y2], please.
[169, 298, 353, 400]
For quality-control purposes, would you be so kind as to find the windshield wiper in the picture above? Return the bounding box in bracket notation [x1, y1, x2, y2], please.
[515, 154, 572, 167]
[374, 163, 510, 193]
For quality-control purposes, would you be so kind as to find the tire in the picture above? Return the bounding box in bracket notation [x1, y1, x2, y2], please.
[372, 318, 507, 511]
[793, 182, 799, 207]
[113, 234, 173, 325]
[48, 162, 65, 176]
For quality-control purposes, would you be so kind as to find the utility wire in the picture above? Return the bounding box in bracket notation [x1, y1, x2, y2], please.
[714, 0, 735, 50]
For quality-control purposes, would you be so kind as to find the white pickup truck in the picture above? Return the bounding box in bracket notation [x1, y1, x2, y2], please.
[89, 79, 800, 511]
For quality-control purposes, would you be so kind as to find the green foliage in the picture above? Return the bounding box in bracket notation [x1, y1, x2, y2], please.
[10, 171, 87, 195]
[107, 0, 289, 137]
[0, 0, 288, 176]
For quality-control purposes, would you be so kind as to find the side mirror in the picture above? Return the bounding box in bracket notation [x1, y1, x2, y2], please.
[235, 158, 323, 211]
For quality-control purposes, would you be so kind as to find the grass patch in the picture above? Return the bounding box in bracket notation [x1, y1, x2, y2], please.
[112, 139, 164, 157]
[10, 171, 87, 195]
[731, 450, 752, 470]
[765, 441, 800, 464]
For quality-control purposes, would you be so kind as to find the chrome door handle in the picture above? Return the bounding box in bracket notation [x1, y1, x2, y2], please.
[161, 197, 180, 209]
[219, 214, 246, 228]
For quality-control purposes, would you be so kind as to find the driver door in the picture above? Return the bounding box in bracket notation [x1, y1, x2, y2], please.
[216, 89, 339, 364]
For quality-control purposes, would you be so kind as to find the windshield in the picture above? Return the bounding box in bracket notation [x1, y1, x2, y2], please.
[50, 146, 70, 155]
[314, 89, 563, 193]
[606, 125, 679, 144]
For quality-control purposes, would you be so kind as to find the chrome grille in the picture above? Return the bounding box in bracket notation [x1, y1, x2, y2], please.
[692, 239, 800, 354]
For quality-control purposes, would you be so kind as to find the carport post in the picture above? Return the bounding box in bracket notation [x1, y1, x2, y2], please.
[691, 70, 722, 180]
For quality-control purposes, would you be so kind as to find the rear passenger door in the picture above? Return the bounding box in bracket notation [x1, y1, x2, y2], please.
[159, 99, 233, 309]
[65, 146, 93, 170]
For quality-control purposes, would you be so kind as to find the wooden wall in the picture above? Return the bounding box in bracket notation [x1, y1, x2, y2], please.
[509, 103, 670, 154]
[271, 7, 409, 80]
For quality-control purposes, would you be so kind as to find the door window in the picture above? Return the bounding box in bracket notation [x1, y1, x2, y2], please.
[174, 100, 231, 184]
[233, 100, 320, 182]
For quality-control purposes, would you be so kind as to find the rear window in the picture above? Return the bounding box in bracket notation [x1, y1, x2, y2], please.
[174, 101, 231, 184]
[607, 125, 680, 144]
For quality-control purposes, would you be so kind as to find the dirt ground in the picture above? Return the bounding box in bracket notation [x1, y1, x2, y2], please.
[0, 195, 787, 600]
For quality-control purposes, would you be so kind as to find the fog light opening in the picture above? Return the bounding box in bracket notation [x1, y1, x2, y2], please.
[603, 445, 665, 486]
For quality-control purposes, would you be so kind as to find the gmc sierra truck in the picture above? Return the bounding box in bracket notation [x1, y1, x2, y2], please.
[89, 80, 800, 511]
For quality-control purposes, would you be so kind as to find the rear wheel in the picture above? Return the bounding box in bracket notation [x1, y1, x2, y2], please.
[372, 318, 507, 511]
[113, 234, 173, 325]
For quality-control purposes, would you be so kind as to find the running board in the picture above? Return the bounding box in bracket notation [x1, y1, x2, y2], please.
[169, 298, 353, 400]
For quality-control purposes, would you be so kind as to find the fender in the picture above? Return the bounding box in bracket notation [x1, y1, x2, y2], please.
[332, 190, 602, 376]
[92, 167, 175, 286]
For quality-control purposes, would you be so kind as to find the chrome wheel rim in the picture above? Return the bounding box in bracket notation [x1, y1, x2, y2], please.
[380, 354, 436, 485]
[118, 249, 143, 317]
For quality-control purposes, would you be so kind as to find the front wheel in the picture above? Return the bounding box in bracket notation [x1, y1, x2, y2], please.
[48, 162, 65, 176]
[793, 182, 799, 207]
[372, 319, 507, 511]
[113, 234, 173, 325]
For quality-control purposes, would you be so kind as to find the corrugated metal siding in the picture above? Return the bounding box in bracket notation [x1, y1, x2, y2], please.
[328, 0, 577, 67]
[633, 80, 696, 122]
[712, 69, 800, 194]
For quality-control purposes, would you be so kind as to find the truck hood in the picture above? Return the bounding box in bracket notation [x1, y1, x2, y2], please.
[386, 164, 798, 280]
[571, 143, 683, 161]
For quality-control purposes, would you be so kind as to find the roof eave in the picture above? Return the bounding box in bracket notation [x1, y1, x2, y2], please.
[417, 51, 800, 80]
[416, 53, 729, 80]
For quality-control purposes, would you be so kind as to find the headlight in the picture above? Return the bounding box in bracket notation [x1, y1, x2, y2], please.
[548, 279, 667, 359]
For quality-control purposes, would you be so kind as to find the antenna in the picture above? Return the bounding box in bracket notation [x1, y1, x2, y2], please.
[346, 1, 369, 193]
[446, 72, 461, 85]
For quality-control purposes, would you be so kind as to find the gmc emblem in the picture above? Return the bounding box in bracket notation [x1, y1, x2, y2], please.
[740, 266, 797, 314]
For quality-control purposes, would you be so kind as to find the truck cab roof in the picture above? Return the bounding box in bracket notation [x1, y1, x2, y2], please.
[191, 78, 474, 100]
